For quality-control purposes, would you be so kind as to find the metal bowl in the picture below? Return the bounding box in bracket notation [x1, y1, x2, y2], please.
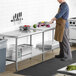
[19, 26, 30, 31]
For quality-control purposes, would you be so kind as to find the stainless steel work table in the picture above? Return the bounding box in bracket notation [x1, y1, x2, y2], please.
[0, 23, 56, 71]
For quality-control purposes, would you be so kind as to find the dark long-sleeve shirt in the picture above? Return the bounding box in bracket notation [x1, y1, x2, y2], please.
[55, 2, 69, 28]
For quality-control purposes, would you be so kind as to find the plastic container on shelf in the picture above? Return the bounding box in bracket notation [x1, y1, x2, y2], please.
[7, 44, 32, 60]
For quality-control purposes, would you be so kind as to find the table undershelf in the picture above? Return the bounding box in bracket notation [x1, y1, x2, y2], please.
[6, 40, 59, 63]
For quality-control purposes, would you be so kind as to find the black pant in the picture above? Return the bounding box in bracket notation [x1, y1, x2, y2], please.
[59, 27, 72, 59]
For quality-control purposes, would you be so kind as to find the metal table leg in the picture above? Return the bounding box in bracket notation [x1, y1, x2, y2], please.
[15, 38, 18, 71]
[52, 29, 54, 52]
[42, 32, 44, 61]
[52, 29, 54, 42]
[30, 35, 32, 60]
[30, 35, 32, 46]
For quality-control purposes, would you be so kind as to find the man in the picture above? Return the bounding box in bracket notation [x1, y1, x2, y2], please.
[49, 0, 72, 61]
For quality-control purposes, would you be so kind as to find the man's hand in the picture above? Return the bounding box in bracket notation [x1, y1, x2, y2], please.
[49, 19, 54, 24]
[49, 17, 56, 24]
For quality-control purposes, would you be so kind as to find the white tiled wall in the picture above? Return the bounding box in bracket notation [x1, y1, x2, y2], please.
[0, 0, 58, 33]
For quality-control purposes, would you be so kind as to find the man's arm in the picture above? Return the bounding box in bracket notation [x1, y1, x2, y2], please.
[49, 3, 67, 24]
[55, 3, 67, 19]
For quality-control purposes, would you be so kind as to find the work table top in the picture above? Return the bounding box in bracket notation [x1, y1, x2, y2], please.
[0, 23, 56, 38]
